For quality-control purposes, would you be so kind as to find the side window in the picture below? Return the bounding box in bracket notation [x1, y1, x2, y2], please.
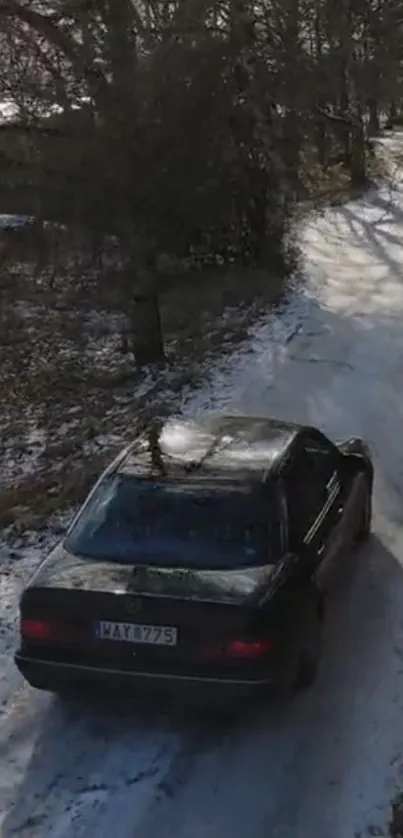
[268, 484, 286, 559]
[267, 518, 283, 561]
[283, 435, 339, 548]
[283, 448, 316, 548]
[276, 481, 289, 555]
[262, 481, 285, 561]
[303, 433, 339, 499]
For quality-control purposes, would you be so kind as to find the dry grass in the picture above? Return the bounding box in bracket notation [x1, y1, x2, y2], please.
[0, 256, 287, 535]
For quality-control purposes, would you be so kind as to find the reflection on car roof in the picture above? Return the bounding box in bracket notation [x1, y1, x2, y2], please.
[118, 413, 300, 478]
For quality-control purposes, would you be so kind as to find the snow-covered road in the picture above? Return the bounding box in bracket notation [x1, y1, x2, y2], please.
[2, 134, 403, 837]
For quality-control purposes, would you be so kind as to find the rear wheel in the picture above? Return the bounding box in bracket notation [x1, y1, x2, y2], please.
[294, 590, 324, 692]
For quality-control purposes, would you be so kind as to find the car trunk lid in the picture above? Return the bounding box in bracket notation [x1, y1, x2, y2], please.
[21, 545, 276, 673]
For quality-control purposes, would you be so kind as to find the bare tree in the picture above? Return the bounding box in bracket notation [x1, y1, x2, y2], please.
[1, 0, 403, 365]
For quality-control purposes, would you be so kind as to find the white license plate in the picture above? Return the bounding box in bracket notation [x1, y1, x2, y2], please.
[95, 621, 178, 646]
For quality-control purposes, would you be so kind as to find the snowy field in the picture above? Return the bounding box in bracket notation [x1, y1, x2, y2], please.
[2, 133, 403, 837]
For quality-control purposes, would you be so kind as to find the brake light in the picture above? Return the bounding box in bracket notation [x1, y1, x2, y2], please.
[203, 636, 273, 660]
[227, 637, 273, 658]
[20, 618, 64, 641]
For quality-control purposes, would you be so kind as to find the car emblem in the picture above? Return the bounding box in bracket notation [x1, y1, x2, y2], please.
[126, 598, 142, 616]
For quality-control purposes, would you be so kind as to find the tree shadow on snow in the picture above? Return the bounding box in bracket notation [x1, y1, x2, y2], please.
[335, 201, 403, 281]
[1, 672, 255, 836]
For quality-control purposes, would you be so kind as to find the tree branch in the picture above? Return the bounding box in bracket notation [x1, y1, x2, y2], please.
[0, 1, 111, 110]
[315, 105, 354, 125]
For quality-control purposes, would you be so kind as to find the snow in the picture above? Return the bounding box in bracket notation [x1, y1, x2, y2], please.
[2, 132, 403, 836]
[0, 215, 35, 230]
[0, 101, 18, 123]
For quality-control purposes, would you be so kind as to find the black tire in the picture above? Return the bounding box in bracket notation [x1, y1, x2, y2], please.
[294, 590, 324, 692]
[354, 481, 372, 546]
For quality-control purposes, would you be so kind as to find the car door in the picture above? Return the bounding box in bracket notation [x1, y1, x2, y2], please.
[281, 432, 342, 588]
[302, 433, 345, 586]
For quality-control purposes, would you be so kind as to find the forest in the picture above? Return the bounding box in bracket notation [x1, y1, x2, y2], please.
[0, 0, 401, 363]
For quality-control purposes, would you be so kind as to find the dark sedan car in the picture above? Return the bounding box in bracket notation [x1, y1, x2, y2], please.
[15, 412, 373, 701]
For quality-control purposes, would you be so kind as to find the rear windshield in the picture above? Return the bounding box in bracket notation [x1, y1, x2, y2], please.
[65, 474, 279, 569]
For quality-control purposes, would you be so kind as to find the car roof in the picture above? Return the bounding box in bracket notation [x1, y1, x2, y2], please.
[116, 412, 302, 480]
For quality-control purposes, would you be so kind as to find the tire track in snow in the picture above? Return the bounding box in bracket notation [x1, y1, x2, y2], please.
[0, 690, 186, 838]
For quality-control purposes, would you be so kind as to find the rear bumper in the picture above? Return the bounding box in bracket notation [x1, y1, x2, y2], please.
[15, 653, 274, 702]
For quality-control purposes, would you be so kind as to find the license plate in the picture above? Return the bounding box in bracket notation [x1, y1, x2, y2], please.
[95, 621, 178, 646]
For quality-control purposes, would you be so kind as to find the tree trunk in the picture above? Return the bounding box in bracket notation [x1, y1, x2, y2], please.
[282, 0, 302, 183]
[350, 112, 366, 187]
[316, 117, 327, 167]
[338, 0, 353, 167]
[314, 3, 327, 167]
[389, 99, 398, 125]
[339, 79, 351, 164]
[131, 291, 165, 367]
[368, 98, 380, 136]
[90, 229, 104, 270]
[33, 210, 48, 276]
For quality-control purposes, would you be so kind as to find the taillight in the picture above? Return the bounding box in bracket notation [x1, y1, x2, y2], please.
[203, 636, 272, 660]
[227, 637, 272, 658]
[20, 618, 66, 642]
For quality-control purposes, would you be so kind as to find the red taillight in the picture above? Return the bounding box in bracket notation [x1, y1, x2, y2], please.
[20, 618, 63, 641]
[227, 637, 273, 658]
[203, 636, 273, 660]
